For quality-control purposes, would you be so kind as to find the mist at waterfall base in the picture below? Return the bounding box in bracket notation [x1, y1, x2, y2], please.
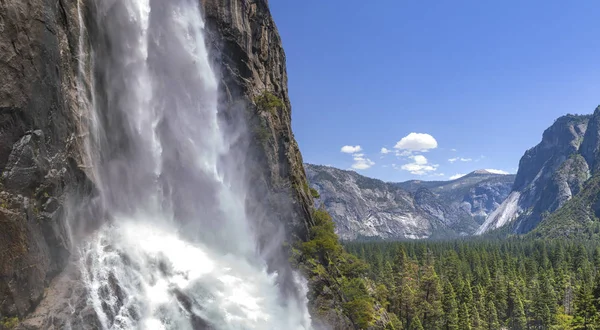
[75, 0, 313, 329]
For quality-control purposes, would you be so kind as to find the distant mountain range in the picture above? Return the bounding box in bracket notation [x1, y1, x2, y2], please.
[305, 164, 514, 240]
[306, 107, 600, 241]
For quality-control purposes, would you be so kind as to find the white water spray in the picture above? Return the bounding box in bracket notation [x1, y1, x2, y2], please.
[77, 0, 313, 329]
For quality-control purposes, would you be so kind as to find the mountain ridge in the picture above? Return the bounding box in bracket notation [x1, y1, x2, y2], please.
[306, 163, 514, 240]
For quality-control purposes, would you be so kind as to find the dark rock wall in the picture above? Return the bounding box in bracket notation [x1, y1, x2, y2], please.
[0, 0, 93, 322]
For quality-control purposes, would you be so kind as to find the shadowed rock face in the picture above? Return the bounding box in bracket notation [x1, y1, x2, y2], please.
[305, 164, 514, 240]
[580, 108, 600, 172]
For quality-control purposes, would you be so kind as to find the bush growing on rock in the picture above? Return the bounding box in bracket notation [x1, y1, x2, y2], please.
[255, 91, 284, 115]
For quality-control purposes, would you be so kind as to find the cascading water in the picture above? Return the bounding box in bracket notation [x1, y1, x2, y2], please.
[76, 0, 313, 329]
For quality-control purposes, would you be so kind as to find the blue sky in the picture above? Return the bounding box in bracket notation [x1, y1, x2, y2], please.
[269, 1, 600, 182]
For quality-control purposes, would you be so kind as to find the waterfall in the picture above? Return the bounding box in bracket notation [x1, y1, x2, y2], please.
[75, 0, 313, 329]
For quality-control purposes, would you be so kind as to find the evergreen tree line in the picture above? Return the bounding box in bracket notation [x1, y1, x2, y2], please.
[344, 239, 600, 329]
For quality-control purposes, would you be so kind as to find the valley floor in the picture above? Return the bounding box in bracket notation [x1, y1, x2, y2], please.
[343, 238, 600, 330]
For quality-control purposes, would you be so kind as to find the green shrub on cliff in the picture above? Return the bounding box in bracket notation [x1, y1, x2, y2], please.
[291, 206, 385, 329]
[1, 317, 19, 329]
[302, 209, 342, 258]
[255, 91, 284, 115]
[310, 187, 320, 199]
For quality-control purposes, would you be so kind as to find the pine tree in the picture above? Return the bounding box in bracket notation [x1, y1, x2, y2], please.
[458, 302, 472, 330]
[592, 272, 600, 311]
[507, 281, 528, 329]
[410, 316, 424, 330]
[564, 275, 575, 315]
[487, 300, 500, 330]
[418, 255, 443, 329]
[513, 296, 527, 330]
[540, 272, 557, 317]
[470, 305, 484, 330]
[492, 274, 508, 322]
[593, 247, 600, 270]
[441, 279, 459, 330]
[442, 250, 461, 289]
[574, 283, 597, 329]
[393, 245, 408, 274]
[460, 280, 475, 311]
[386, 313, 404, 330]
[532, 273, 556, 328]
[383, 261, 396, 292]
[472, 285, 488, 330]
[399, 261, 419, 329]
[391, 246, 410, 317]
[574, 244, 587, 272]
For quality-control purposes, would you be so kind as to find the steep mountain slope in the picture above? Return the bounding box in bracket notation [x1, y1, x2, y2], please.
[530, 174, 600, 239]
[529, 108, 600, 239]
[305, 164, 514, 240]
[477, 111, 598, 235]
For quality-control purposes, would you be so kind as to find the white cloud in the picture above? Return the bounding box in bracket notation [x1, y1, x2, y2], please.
[449, 173, 466, 180]
[395, 149, 413, 157]
[400, 163, 438, 175]
[352, 154, 375, 170]
[411, 154, 428, 165]
[341, 145, 362, 154]
[380, 147, 391, 154]
[394, 133, 438, 151]
[451, 148, 457, 152]
[448, 157, 472, 163]
[340, 145, 374, 170]
[485, 169, 510, 175]
[397, 154, 438, 175]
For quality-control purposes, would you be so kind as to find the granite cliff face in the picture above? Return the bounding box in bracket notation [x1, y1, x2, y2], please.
[200, 0, 317, 267]
[477, 113, 595, 235]
[1, 0, 339, 328]
[306, 164, 514, 240]
[0, 0, 96, 324]
[202, 0, 314, 238]
[530, 108, 600, 239]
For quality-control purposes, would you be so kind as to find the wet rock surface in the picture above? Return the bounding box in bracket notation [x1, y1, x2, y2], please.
[0, 0, 93, 324]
